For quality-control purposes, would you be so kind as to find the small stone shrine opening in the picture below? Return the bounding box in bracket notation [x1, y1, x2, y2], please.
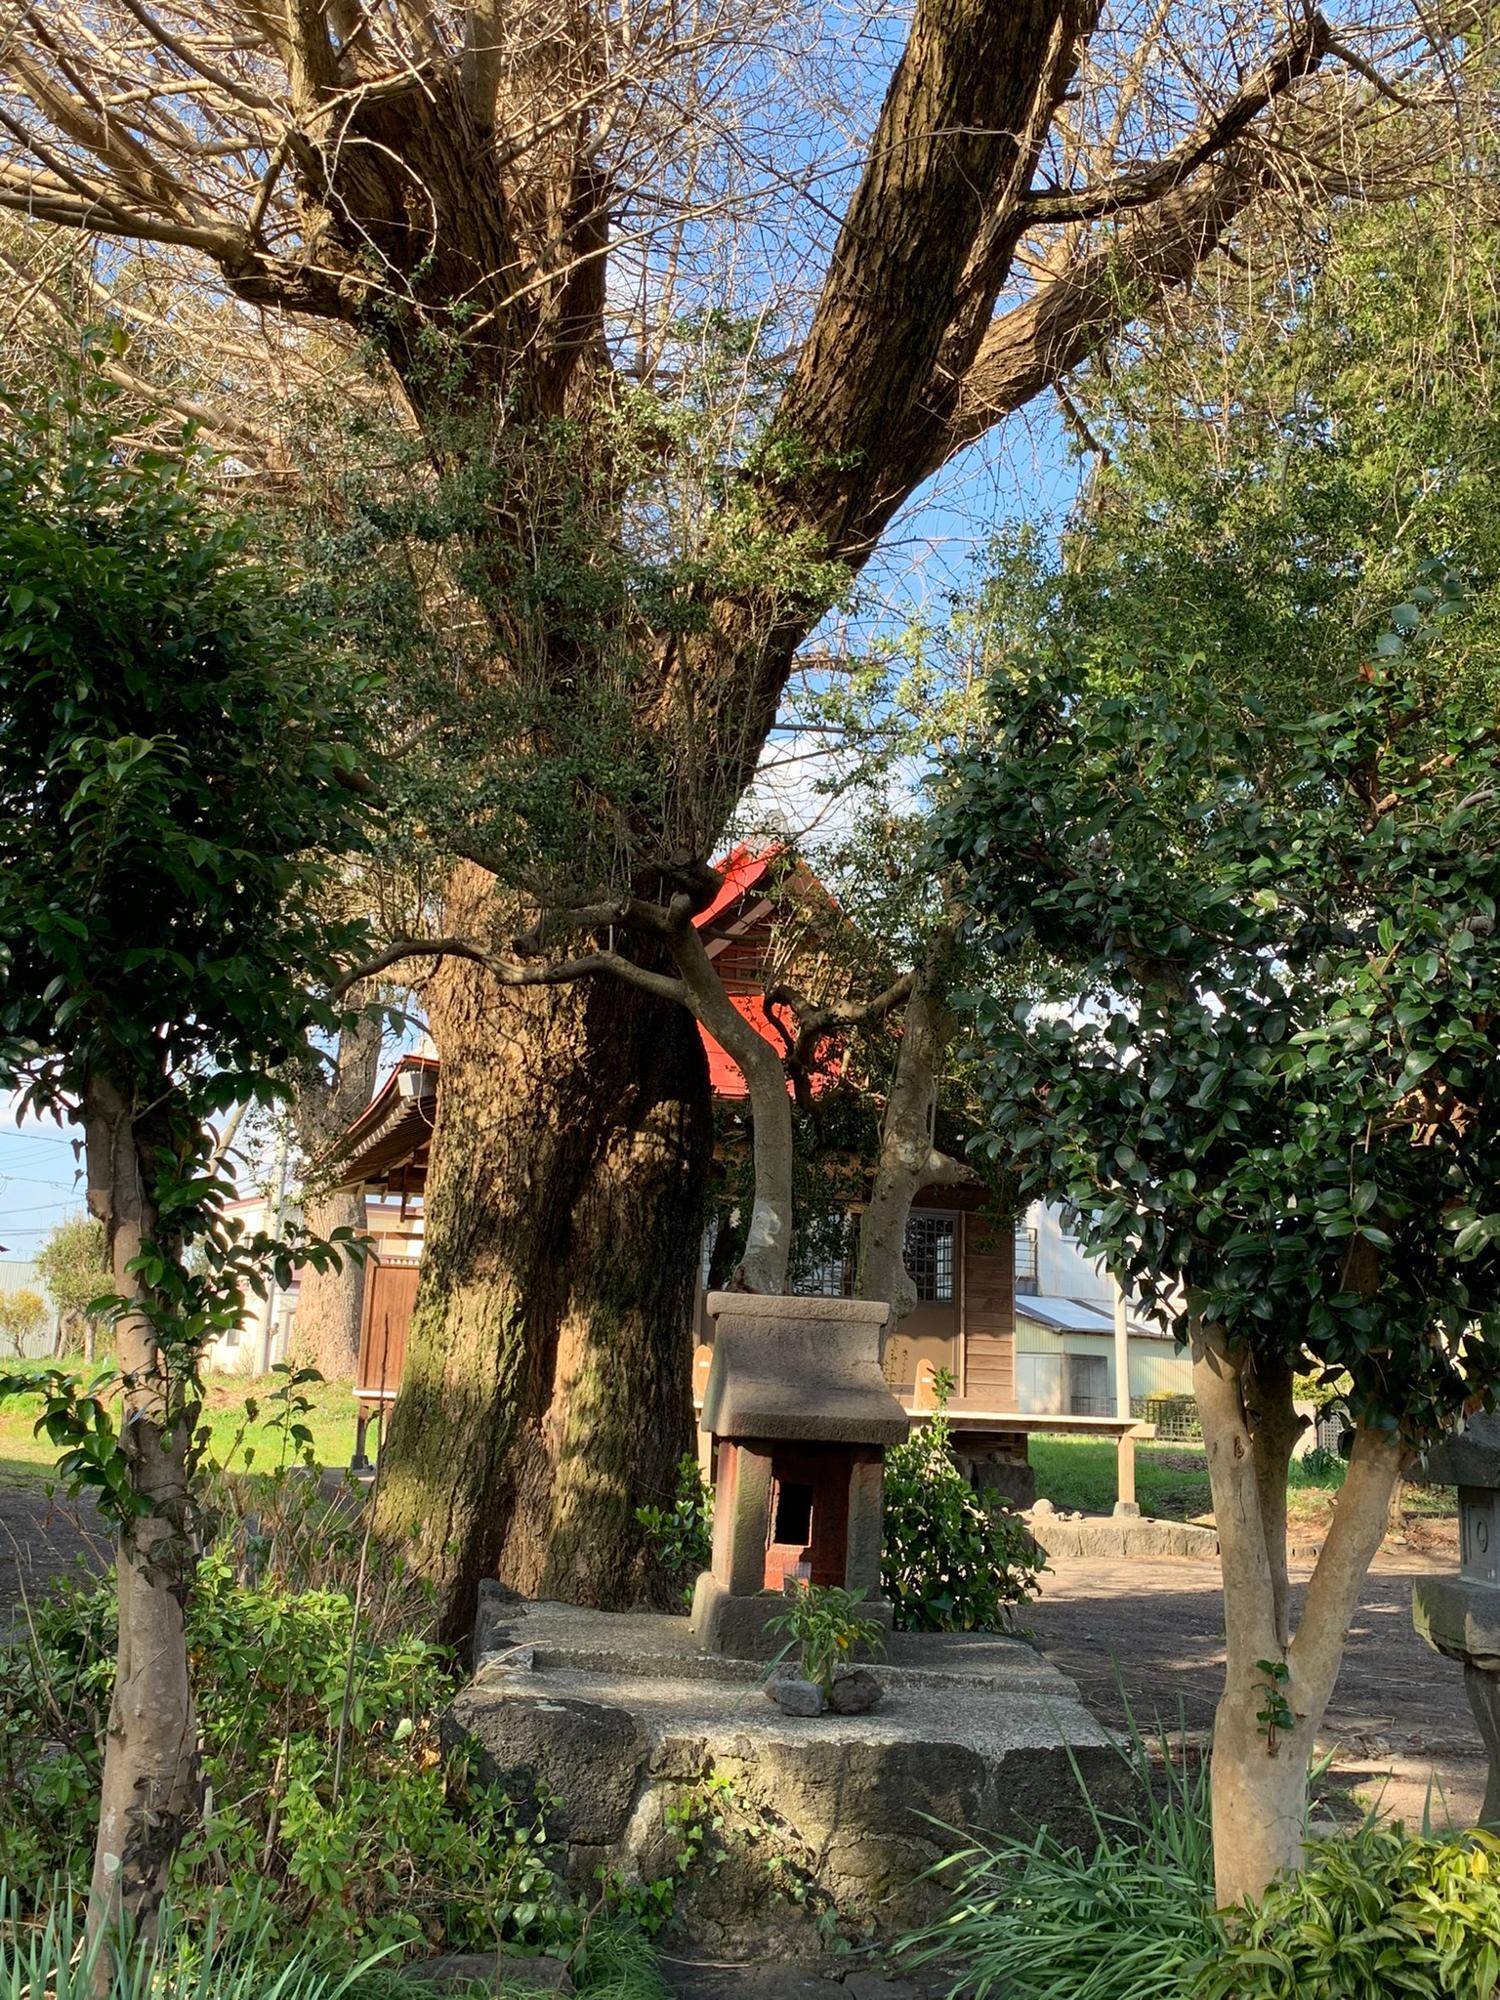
[690, 1291, 909, 1656]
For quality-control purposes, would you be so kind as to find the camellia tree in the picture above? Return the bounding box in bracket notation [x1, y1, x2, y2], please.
[0, 354, 373, 1938]
[938, 585, 1500, 1904]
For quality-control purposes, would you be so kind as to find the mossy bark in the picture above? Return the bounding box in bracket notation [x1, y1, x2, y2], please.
[375, 875, 713, 1638]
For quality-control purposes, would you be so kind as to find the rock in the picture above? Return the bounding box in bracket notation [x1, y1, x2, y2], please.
[770, 1677, 827, 1716]
[1030, 1496, 1056, 1516]
[475, 1644, 537, 1681]
[443, 1687, 648, 1843]
[400, 1952, 495, 1990]
[970, 1455, 1037, 1510]
[829, 1668, 882, 1715]
[473, 1579, 525, 1671]
[399, 1952, 575, 1996]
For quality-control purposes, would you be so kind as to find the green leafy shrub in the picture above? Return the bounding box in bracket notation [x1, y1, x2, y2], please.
[881, 1411, 1045, 1631]
[634, 1453, 713, 1607]
[1202, 1824, 1500, 2000]
[1287, 1445, 1346, 1490]
[899, 1726, 1219, 2000]
[0, 1556, 577, 1964]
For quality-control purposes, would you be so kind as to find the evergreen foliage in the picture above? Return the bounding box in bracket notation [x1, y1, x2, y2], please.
[939, 606, 1500, 1448]
[881, 1411, 1044, 1632]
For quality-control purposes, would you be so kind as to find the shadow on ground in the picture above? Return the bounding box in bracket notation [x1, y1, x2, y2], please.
[1024, 1546, 1487, 1828]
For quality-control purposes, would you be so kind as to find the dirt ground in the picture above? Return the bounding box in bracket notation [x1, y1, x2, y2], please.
[0, 1477, 105, 1634]
[1025, 1539, 1487, 1829]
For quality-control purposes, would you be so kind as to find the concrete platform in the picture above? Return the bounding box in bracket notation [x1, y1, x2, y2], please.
[1027, 1505, 1219, 1562]
[447, 1598, 1128, 1949]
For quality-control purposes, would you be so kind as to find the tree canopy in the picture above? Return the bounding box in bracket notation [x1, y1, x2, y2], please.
[937, 587, 1500, 1901]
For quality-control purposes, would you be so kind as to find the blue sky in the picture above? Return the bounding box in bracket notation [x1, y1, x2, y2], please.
[0, 1100, 87, 1265]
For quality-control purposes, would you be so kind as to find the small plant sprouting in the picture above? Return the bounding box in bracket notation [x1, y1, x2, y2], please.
[635, 1452, 713, 1607]
[768, 1581, 885, 1694]
[1255, 1658, 1294, 1752]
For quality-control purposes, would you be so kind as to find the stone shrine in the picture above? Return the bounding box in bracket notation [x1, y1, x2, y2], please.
[690, 1291, 908, 1657]
[1413, 1413, 1500, 1826]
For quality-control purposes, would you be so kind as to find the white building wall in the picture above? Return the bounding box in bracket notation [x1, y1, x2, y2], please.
[1027, 1202, 1113, 1303]
[1014, 1315, 1192, 1414]
[0, 1257, 60, 1358]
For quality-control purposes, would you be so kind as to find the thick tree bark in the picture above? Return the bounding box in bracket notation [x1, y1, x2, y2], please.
[290, 1009, 383, 1382]
[291, 1185, 372, 1381]
[1193, 1320, 1402, 1906]
[374, 874, 713, 1639]
[82, 1072, 198, 1947]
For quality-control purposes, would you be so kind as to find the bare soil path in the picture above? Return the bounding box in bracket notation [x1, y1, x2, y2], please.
[0, 1473, 104, 1636]
[1025, 1543, 1486, 1828]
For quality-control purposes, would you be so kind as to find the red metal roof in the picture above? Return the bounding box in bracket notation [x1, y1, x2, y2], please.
[692, 841, 783, 930]
[334, 848, 835, 1184]
[701, 991, 789, 1100]
[692, 845, 841, 1099]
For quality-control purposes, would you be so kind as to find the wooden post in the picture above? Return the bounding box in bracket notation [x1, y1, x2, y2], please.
[1114, 1279, 1141, 1517]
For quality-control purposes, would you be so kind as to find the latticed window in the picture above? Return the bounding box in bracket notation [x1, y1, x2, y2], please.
[792, 1210, 958, 1301]
[798, 1247, 855, 1296]
[905, 1213, 955, 1303]
[1013, 1223, 1039, 1287]
[794, 1213, 855, 1296]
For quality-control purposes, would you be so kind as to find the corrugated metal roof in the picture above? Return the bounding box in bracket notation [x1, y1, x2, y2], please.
[1014, 1293, 1116, 1334]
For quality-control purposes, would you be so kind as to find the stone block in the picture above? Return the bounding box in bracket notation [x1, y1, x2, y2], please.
[700, 1293, 908, 1445]
[1414, 1574, 1500, 1673]
[446, 1598, 1125, 1945]
[1424, 1414, 1500, 1490]
[473, 1579, 524, 1671]
[720, 1444, 775, 1595]
[971, 1455, 1036, 1510]
[844, 1457, 885, 1597]
[443, 1686, 648, 1843]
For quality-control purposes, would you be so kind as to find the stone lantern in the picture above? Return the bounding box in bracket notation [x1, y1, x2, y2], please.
[690, 1291, 909, 1658]
[1412, 1414, 1500, 1826]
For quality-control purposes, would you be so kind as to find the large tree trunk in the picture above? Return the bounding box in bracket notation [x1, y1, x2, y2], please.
[1193, 1321, 1402, 1907]
[290, 1007, 383, 1382]
[375, 877, 713, 1639]
[83, 1073, 198, 1947]
[292, 1185, 372, 1381]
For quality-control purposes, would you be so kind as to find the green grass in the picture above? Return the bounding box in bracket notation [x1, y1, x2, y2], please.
[0, 1373, 361, 1488]
[1029, 1434, 1456, 1527]
[1030, 1436, 1214, 1521]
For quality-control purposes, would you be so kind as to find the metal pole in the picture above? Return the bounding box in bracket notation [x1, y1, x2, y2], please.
[1113, 1277, 1140, 1518]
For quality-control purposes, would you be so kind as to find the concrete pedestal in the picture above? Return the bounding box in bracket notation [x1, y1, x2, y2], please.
[690, 1573, 895, 1661]
[1413, 1568, 1500, 1829]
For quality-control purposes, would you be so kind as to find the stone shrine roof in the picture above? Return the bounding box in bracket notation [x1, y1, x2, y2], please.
[700, 1292, 909, 1446]
[1426, 1412, 1500, 1490]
